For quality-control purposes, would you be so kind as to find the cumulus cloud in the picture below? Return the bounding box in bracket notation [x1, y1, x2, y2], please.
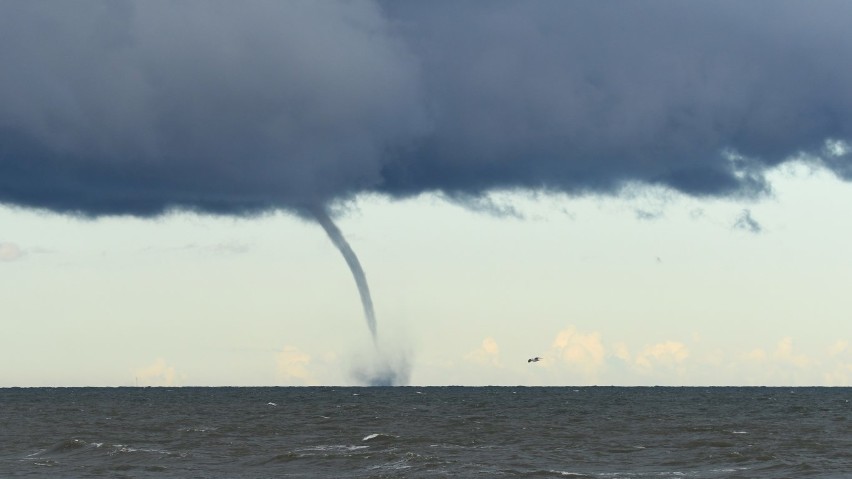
[746, 348, 768, 362]
[634, 341, 690, 372]
[742, 337, 822, 384]
[822, 340, 851, 386]
[773, 337, 812, 368]
[465, 337, 501, 367]
[1, 2, 852, 217]
[0, 242, 24, 262]
[134, 358, 178, 386]
[550, 327, 606, 376]
[828, 340, 849, 357]
[823, 363, 852, 386]
[611, 341, 631, 362]
[609, 339, 690, 378]
[276, 346, 313, 384]
[523, 331, 850, 385]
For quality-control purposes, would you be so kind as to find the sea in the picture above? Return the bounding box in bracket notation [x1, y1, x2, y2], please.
[1, 387, 849, 478]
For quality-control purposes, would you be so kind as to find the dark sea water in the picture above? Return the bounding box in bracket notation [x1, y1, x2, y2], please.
[1, 387, 850, 478]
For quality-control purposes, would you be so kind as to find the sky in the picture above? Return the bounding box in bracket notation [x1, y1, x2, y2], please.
[1, 1, 851, 386]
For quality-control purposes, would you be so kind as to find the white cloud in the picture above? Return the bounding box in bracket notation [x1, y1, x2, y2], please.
[773, 337, 812, 368]
[823, 363, 852, 386]
[745, 348, 768, 362]
[465, 337, 501, 367]
[817, 340, 851, 386]
[134, 358, 179, 386]
[0, 242, 24, 262]
[741, 338, 822, 385]
[634, 341, 689, 372]
[611, 341, 631, 362]
[276, 346, 313, 384]
[828, 340, 848, 357]
[550, 327, 605, 376]
[824, 138, 850, 157]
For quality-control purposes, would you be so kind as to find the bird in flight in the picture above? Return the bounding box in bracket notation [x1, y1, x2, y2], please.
[527, 357, 542, 363]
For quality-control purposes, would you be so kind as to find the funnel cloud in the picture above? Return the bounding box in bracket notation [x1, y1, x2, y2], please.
[310, 206, 377, 342]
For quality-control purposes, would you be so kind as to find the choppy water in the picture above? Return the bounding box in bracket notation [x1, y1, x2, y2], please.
[1, 387, 850, 478]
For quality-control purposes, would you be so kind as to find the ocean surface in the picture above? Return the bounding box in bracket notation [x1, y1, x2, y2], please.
[1, 387, 850, 478]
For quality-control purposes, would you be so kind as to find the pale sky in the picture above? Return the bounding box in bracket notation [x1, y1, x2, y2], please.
[2, 163, 851, 386]
[2, 1, 852, 386]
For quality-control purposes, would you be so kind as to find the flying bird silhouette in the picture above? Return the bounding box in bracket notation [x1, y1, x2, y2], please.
[528, 357, 542, 363]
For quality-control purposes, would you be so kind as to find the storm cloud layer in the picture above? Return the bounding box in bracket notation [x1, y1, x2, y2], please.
[2, 1, 852, 216]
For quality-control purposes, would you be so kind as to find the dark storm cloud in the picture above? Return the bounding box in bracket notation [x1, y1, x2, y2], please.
[0, 1, 426, 215]
[380, 1, 852, 197]
[1, 1, 851, 217]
